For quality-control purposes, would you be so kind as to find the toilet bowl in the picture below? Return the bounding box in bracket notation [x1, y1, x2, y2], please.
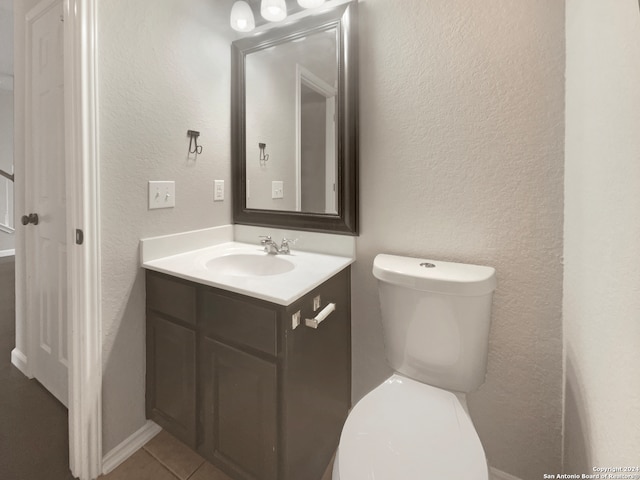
[333, 254, 496, 480]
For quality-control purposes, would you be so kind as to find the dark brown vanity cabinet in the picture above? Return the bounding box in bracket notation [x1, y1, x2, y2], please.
[146, 275, 198, 448]
[145, 267, 351, 480]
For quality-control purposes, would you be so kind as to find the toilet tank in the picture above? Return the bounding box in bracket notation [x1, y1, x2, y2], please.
[373, 254, 497, 393]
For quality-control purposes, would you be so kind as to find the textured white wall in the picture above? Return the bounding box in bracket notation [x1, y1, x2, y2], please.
[564, 0, 640, 472]
[0, 3, 12, 74]
[0, 92, 14, 251]
[98, 0, 235, 452]
[0, 5, 13, 251]
[353, 1, 565, 478]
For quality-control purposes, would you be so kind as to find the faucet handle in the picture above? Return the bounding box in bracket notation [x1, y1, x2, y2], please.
[259, 235, 272, 245]
[279, 237, 297, 254]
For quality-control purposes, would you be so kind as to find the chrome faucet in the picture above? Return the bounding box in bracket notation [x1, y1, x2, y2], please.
[259, 236, 296, 255]
[260, 236, 279, 254]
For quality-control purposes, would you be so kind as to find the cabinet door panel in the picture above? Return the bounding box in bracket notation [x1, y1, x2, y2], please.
[200, 291, 277, 356]
[147, 272, 196, 325]
[146, 313, 197, 447]
[200, 338, 277, 480]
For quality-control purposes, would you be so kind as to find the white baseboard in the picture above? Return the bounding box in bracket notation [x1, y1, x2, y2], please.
[490, 467, 523, 480]
[11, 348, 29, 376]
[102, 420, 162, 475]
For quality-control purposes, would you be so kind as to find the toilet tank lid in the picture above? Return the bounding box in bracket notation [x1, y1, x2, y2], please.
[373, 254, 496, 296]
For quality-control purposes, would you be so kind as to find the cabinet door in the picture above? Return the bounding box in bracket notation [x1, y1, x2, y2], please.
[146, 313, 197, 447]
[200, 338, 277, 480]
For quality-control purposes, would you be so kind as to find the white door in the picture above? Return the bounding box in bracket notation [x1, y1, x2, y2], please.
[25, 0, 68, 407]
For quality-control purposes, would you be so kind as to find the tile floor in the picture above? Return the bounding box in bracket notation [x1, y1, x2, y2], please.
[99, 430, 334, 480]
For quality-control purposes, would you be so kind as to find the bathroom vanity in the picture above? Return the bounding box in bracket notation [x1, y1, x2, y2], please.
[143, 1, 359, 476]
[144, 245, 351, 480]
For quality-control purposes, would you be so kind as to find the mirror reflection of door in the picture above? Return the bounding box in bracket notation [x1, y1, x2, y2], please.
[297, 65, 337, 214]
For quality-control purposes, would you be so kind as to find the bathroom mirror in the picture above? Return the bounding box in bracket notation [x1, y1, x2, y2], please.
[232, 1, 358, 234]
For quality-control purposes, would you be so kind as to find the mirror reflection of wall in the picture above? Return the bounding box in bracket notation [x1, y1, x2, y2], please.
[245, 27, 337, 214]
[0, 0, 15, 251]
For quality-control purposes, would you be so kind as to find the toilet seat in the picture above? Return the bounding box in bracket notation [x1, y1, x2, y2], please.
[335, 374, 488, 480]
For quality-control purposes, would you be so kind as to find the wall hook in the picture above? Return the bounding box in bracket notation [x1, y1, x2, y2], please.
[259, 142, 269, 165]
[187, 130, 203, 155]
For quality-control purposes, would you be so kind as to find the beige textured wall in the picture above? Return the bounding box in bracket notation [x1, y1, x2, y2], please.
[353, 1, 565, 478]
[98, 0, 234, 452]
[564, 0, 640, 472]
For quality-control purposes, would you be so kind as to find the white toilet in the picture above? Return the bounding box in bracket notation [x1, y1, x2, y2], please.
[333, 254, 497, 480]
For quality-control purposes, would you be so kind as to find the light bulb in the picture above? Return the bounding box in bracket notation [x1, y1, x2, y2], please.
[230, 1, 255, 32]
[261, 0, 287, 22]
[297, 0, 326, 8]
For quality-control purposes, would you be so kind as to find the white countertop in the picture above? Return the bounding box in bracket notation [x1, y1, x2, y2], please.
[142, 241, 353, 306]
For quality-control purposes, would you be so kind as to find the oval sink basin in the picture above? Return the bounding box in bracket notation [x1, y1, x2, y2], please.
[205, 254, 295, 277]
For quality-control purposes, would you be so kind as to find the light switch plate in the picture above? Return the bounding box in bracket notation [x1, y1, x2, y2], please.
[148, 181, 175, 209]
[272, 180, 284, 199]
[214, 180, 224, 201]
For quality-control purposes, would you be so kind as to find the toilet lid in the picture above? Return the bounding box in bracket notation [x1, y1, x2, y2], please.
[338, 374, 488, 480]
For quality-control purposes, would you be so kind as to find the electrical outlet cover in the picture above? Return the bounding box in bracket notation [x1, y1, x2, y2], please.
[214, 180, 224, 201]
[272, 180, 284, 199]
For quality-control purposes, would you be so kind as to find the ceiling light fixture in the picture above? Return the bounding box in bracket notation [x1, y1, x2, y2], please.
[230, 1, 256, 32]
[261, 0, 287, 22]
[231, 0, 330, 33]
[297, 0, 326, 8]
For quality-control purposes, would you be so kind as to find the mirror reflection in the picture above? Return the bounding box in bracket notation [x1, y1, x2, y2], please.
[245, 27, 338, 214]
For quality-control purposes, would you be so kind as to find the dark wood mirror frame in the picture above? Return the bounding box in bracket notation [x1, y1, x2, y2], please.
[232, 1, 358, 235]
